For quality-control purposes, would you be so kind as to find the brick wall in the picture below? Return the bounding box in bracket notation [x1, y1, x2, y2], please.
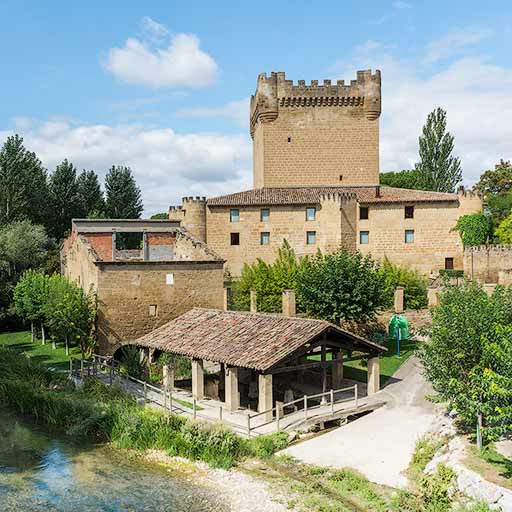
[86, 233, 113, 261]
[147, 232, 176, 245]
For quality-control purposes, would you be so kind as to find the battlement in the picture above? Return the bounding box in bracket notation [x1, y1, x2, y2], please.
[250, 70, 381, 138]
[319, 191, 357, 203]
[182, 196, 207, 203]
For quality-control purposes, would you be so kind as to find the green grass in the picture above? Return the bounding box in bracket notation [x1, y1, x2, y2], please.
[466, 442, 512, 489]
[310, 338, 418, 386]
[0, 330, 81, 371]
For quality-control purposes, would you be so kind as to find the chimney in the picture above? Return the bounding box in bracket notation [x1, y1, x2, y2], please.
[282, 289, 296, 317]
[375, 185, 381, 198]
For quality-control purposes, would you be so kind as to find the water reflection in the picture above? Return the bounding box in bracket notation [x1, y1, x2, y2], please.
[0, 411, 227, 511]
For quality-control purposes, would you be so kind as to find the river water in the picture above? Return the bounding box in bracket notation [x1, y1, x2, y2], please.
[0, 410, 228, 511]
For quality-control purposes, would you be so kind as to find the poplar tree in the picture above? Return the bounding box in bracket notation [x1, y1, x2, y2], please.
[76, 169, 105, 218]
[104, 166, 143, 218]
[415, 108, 462, 193]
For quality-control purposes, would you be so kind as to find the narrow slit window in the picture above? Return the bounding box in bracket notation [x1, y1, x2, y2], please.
[359, 231, 369, 244]
[260, 208, 270, 222]
[405, 206, 414, 219]
[306, 207, 316, 221]
[260, 232, 270, 245]
[230, 232, 240, 246]
[306, 231, 316, 245]
[405, 229, 414, 244]
[230, 209, 239, 222]
[359, 207, 369, 220]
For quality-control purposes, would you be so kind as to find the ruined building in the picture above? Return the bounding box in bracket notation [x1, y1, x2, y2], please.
[170, 70, 482, 276]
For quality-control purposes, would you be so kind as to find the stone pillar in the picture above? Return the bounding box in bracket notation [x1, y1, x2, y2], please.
[332, 351, 344, 389]
[427, 287, 440, 307]
[258, 373, 273, 421]
[224, 366, 240, 411]
[223, 288, 229, 311]
[367, 356, 380, 396]
[142, 231, 149, 261]
[250, 289, 257, 313]
[162, 364, 174, 390]
[282, 289, 296, 317]
[111, 232, 117, 261]
[394, 287, 404, 313]
[484, 283, 497, 296]
[191, 359, 204, 400]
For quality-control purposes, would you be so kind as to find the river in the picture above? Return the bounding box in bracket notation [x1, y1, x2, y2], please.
[0, 410, 228, 511]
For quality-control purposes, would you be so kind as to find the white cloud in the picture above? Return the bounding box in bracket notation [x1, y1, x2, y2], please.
[392, 1, 411, 9]
[424, 27, 493, 64]
[176, 98, 249, 128]
[1, 120, 251, 215]
[104, 19, 218, 89]
[331, 41, 512, 185]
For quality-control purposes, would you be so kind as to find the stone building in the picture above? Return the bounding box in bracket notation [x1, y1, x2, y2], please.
[169, 70, 482, 276]
[61, 219, 224, 354]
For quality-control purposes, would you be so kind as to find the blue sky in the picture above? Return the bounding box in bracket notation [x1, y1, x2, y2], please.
[1, 1, 511, 214]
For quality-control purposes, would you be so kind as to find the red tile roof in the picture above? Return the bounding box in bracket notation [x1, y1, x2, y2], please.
[134, 308, 385, 372]
[207, 186, 458, 206]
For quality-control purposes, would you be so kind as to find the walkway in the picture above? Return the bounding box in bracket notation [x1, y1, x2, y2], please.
[282, 356, 441, 488]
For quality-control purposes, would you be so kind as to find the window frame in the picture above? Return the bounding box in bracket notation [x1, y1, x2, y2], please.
[405, 229, 415, 244]
[359, 206, 369, 220]
[306, 231, 316, 245]
[230, 232, 240, 246]
[260, 231, 270, 245]
[260, 208, 270, 222]
[306, 207, 316, 222]
[405, 205, 414, 219]
[230, 209, 240, 223]
[445, 257, 454, 270]
[359, 230, 369, 245]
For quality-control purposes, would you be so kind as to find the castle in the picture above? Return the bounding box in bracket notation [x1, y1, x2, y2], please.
[169, 70, 482, 276]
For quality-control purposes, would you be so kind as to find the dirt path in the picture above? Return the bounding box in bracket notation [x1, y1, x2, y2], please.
[283, 356, 441, 488]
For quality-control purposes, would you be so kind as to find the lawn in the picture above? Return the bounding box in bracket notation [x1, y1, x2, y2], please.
[465, 442, 512, 490]
[309, 337, 419, 387]
[0, 330, 80, 371]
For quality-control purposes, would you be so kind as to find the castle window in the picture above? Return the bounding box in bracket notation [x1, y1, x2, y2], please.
[260, 232, 270, 245]
[359, 231, 369, 244]
[445, 257, 454, 270]
[339, 175, 343, 181]
[260, 208, 270, 222]
[405, 206, 414, 219]
[230, 232, 240, 246]
[287, 137, 291, 143]
[230, 209, 239, 222]
[306, 207, 316, 221]
[306, 231, 316, 245]
[359, 207, 369, 220]
[149, 304, 158, 317]
[405, 229, 414, 243]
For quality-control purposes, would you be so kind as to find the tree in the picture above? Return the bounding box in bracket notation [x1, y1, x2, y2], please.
[380, 169, 422, 190]
[0, 220, 49, 277]
[420, 282, 512, 444]
[151, 212, 169, 219]
[495, 214, 512, 244]
[104, 166, 143, 218]
[49, 159, 81, 240]
[296, 249, 387, 324]
[0, 134, 49, 226]
[76, 170, 105, 218]
[455, 213, 493, 247]
[414, 108, 462, 192]
[233, 240, 304, 312]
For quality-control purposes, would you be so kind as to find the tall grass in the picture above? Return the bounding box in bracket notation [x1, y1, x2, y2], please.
[0, 347, 287, 468]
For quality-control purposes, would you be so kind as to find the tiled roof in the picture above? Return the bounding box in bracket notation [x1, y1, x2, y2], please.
[134, 308, 385, 372]
[207, 186, 458, 206]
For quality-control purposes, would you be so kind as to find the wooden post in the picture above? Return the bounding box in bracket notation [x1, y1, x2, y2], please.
[394, 286, 405, 313]
[276, 405, 280, 432]
[169, 389, 173, 414]
[143, 381, 147, 404]
[330, 389, 334, 415]
[321, 344, 327, 404]
[354, 384, 359, 408]
[304, 395, 308, 420]
[247, 415, 251, 438]
[80, 358, 84, 378]
[193, 398, 197, 420]
[69, 358, 73, 378]
[109, 365, 113, 385]
[219, 406, 223, 422]
[250, 289, 257, 313]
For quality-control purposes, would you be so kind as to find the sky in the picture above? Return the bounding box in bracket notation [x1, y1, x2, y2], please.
[1, 0, 512, 215]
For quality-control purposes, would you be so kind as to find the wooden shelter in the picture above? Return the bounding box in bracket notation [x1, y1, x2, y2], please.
[133, 307, 386, 420]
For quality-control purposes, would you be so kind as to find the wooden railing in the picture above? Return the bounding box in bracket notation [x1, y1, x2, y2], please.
[69, 356, 361, 437]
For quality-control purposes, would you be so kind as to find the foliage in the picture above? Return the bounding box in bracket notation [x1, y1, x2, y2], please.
[420, 282, 512, 443]
[418, 464, 455, 511]
[380, 258, 428, 309]
[455, 213, 493, 247]
[474, 160, 512, 200]
[296, 249, 388, 324]
[486, 191, 512, 225]
[76, 169, 105, 218]
[48, 159, 82, 240]
[248, 432, 289, 459]
[118, 345, 145, 379]
[495, 213, 512, 244]
[158, 352, 192, 379]
[150, 212, 169, 219]
[105, 166, 143, 219]
[439, 269, 464, 279]
[380, 169, 422, 189]
[233, 240, 305, 312]
[0, 134, 49, 227]
[414, 108, 462, 193]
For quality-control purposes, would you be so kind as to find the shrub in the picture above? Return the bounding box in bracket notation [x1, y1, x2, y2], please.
[248, 431, 289, 459]
[455, 213, 493, 247]
[418, 464, 455, 511]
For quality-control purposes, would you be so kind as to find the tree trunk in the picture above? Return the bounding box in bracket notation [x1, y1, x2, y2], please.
[65, 335, 69, 356]
[41, 324, 46, 345]
[52, 339, 56, 350]
[30, 321, 34, 343]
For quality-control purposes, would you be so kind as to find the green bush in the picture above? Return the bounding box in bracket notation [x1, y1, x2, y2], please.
[381, 258, 428, 310]
[248, 431, 289, 459]
[455, 213, 493, 247]
[419, 464, 455, 511]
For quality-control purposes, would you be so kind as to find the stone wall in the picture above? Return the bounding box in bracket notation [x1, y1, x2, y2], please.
[206, 193, 357, 276]
[250, 71, 381, 188]
[463, 246, 512, 283]
[96, 261, 224, 354]
[62, 234, 99, 292]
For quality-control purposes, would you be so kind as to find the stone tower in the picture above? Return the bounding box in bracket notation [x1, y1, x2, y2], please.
[169, 196, 207, 242]
[250, 70, 381, 189]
